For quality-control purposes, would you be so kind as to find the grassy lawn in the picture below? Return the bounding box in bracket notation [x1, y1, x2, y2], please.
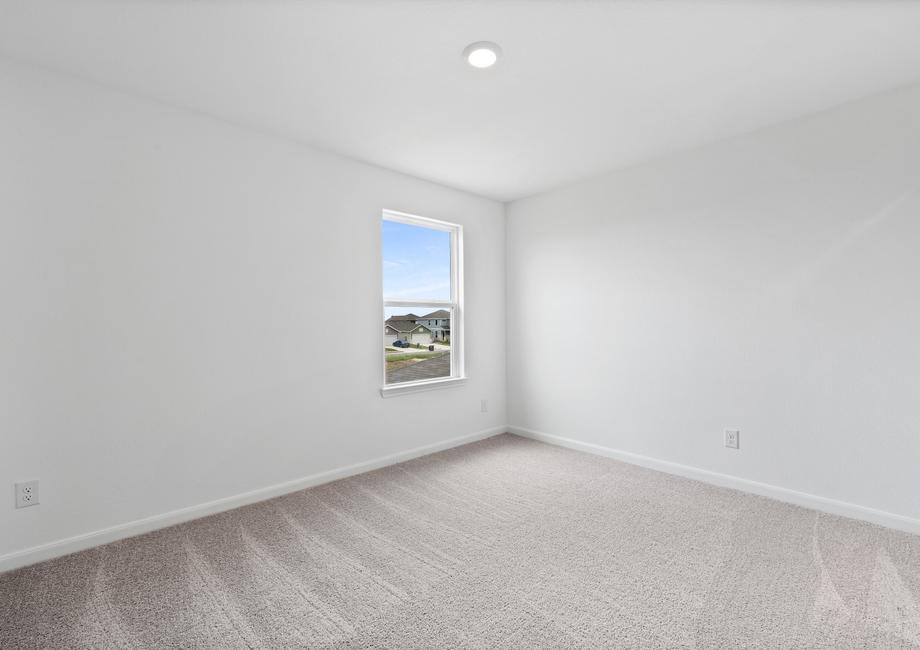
[385, 350, 449, 371]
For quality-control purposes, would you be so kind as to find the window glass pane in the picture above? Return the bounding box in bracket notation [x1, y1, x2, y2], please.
[384, 305, 451, 385]
[382, 220, 450, 301]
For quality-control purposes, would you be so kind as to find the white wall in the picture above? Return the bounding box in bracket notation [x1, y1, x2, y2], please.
[0, 59, 506, 564]
[507, 83, 920, 525]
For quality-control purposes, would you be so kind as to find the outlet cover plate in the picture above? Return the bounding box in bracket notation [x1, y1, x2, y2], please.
[724, 430, 740, 450]
[15, 480, 39, 508]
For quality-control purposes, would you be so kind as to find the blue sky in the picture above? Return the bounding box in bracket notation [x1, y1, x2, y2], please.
[382, 220, 450, 303]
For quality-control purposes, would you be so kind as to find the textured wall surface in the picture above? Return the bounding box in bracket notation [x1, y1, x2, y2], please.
[507, 83, 920, 524]
[0, 59, 506, 562]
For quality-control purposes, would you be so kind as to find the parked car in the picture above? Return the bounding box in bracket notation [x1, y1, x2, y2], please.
[392, 340, 410, 348]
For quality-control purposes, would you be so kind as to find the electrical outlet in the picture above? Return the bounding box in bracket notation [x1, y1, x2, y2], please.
[724, 430, 740, 450]
[480, 399, 488, 413]
[15, 480, 39, 508]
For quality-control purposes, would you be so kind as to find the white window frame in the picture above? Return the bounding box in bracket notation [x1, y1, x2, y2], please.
[380, 209, 465, 397]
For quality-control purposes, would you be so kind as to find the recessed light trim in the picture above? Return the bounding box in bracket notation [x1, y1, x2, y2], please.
[463, 41, 502, 69]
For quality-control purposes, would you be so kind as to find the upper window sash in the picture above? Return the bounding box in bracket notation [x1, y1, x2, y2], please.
[382, 209, 462, 305]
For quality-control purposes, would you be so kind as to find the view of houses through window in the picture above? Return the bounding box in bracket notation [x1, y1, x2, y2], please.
[382, 213, 460, 387]
[384, 307, 452, 384]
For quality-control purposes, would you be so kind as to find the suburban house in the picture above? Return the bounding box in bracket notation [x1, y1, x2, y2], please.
[384, 316, 433, 346]
[416, 309, 450, 341]
[384, 310, 450, 345]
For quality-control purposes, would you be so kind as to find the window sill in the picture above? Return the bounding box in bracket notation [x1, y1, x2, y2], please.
[380, 376, 467, 398]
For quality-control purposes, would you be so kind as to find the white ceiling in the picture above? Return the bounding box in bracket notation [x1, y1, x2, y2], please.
[3, 1, 920, 201]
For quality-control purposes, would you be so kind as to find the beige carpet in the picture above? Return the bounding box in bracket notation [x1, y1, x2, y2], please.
[1, 434, 918, 649]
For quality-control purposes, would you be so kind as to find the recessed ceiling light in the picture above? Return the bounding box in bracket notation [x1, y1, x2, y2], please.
[463, 41, 501, 69]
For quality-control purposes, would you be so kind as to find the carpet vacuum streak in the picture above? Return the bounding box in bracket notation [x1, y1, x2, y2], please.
[1, 434, 918, 648]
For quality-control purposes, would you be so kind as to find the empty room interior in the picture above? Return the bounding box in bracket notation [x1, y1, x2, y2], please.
[2, 1, 920, 648]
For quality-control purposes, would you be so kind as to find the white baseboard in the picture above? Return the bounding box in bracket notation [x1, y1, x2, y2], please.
[508, 425, 920, 537]
[0, 426, 506, 574]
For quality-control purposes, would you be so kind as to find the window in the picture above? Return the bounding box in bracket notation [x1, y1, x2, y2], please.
[381, 210, 463, 395]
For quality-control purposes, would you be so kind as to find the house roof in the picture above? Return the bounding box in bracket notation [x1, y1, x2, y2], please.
[420, 310, 450, 319]
[385, 318, 430, 333]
